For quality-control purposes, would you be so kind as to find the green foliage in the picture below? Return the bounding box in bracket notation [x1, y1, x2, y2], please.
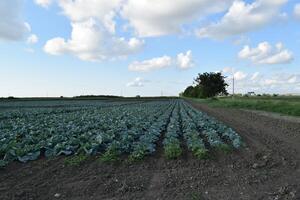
[0, 99, 243, 165]
[164, 143, 182, 159]
[193, 148, 209, 159]
[194, 72, 228, 98]
[0, 160, 9, 168]
[100, 146, 120, 163]
[183, 72, 228, 98]
[64, 154, 88, 166]
[216, 144, 233, 154]
[128, 146, 147, 162]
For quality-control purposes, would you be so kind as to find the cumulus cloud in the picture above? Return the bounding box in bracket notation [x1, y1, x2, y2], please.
[43, 0, 144, 61]
[176, 50, 194, 69]
[294, 3, 300, 19]
[58, 0, 121, 34]
[34, 0, 52, 8]
[26, 34, 39, 44]
[128, 56, 173, 72]
[222, 67, 247, 80]
[126, 77, 148, 87]
[128, 51, 194, 72]
[238, 42, 293, 65]
[223, 69, 300, 94]
[222, 67, 234, 73]
[121, 0, 234, 37]
[0, 0, 30, 41]
[196, 0, 288, 39]
[234, 71, 247, 80]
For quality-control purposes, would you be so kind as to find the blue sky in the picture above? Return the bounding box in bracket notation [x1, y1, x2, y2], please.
[0, 0, 300, 97]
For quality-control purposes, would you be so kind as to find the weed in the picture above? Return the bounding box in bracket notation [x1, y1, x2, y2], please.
[64, 154, 88, 166]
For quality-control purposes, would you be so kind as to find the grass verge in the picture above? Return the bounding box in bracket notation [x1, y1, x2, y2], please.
[186, 97, 300, 117]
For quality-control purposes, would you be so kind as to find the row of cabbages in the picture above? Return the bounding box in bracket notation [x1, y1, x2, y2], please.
[0, 101, 173, 166]
[0, 99, 243, 166]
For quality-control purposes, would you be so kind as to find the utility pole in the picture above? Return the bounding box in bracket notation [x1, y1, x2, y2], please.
[232, 75, 235, 97]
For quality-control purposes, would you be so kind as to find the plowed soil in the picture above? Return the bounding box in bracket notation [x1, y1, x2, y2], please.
[1, 101, 299, 200]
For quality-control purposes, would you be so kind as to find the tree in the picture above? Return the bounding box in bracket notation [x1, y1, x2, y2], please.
[194, 72, 228, 98]
[182, 85, 204, 98]
[183, 86, 195, 97]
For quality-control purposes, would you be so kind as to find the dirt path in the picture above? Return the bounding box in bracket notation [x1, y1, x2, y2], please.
[0, 101, 299, 200]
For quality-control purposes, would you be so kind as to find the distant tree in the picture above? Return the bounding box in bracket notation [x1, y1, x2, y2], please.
[183, 86, 195, 97]
[194, 72, 228, 98]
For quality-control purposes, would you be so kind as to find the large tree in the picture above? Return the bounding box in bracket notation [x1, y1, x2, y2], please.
[194, 72, 228, 98]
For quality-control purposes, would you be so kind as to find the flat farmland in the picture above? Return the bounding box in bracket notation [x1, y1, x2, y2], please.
[0, 98, 299, 200]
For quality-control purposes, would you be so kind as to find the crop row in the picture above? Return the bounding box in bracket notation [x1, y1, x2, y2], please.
[0, 100, 242, 167]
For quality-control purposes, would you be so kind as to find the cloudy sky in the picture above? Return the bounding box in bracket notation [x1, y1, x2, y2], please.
[0, 0, 300, 97]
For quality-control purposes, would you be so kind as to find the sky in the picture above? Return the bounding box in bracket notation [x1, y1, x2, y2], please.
[0, 0, 300, 97]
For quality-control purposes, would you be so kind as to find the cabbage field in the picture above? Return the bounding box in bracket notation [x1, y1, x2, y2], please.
[0, 99, 242, 167]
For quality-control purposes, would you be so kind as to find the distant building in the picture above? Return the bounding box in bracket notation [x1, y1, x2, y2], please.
[246, 92, 255, 96]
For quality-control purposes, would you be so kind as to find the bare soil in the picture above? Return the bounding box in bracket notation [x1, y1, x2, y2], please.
[0, 101, 299, 200]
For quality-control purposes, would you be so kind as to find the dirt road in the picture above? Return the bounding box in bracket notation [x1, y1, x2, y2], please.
[0, 102, 299, 200]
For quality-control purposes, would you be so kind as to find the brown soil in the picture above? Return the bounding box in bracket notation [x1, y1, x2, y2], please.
[1, 101, 299, 200]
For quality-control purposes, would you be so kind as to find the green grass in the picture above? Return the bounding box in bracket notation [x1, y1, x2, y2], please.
[187, 96, 300, 117]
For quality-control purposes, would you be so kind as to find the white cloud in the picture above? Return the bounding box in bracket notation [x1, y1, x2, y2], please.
[0, 0, 30, 41]
[234, 71, 247, 80]
[128, 56, 172, 72]
[222, 67, 234, 73]
[238, 42, 293, 65]
[294, 3, 300, 19]
[44, 0, 144, 61]
[250, 72, 260, 80]
[27, 34, 39, 44]
[126, 77, 148, 87]
[224, 70, 300, 94]
[121, 0, 234, 37]
[176, 50, 194, 69]
[128, 50, 193, 72]
[35, 0, 52, 8]
[58, 0, 122, 34]
[223, 67, 247, 80]
[232, 35, 250, 46]
[44, 18, 144, 61]
[196, 0, 288, 39]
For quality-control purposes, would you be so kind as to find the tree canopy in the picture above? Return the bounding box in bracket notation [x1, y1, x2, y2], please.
[183, 72, 228, 98]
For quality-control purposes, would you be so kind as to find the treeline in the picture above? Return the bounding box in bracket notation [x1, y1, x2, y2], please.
[181, 72, 228, 98]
